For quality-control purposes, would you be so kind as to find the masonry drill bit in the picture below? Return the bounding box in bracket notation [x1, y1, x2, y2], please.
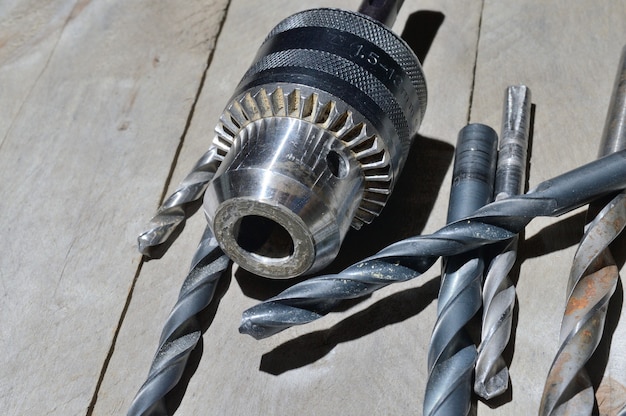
[137, 148, 222, 255]
[539, 46, 626, 416]
[423, 124, 497, 416]
[474, 85, 531, 399]
[128, 227, 230, 416]
[240, 148, 626, 339]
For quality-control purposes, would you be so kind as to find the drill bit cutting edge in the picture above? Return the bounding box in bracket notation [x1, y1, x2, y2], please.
[139, 2, 426, 279]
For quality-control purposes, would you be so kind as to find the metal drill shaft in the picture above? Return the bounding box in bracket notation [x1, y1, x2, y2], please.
[475, 85, 531, 399]
[137, 148, 222, 255]
[357, 0, 405, 27]
[424, 124, 497, 416]
[240, 149, 626, 339]
[539, 46, 626, 416]
[128, 227, 230, 415]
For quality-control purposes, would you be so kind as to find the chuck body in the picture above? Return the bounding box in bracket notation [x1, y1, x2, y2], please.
[204, 8, 427, 278]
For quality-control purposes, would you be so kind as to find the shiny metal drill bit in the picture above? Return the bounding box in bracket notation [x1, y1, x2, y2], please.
[137, 147, 222, 256]
[128, 226, 230, 416]
[424, 124, 497, 415]
[240, 149, 626, 340]
[474, 85, 531, 399]
[540, 46, 626, 416]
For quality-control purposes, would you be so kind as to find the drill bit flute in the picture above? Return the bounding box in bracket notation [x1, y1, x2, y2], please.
[475, 85, 532, 399]
[539, 46, 626, 416]
[128, 228, 230, 416]
[137, 148, 222, 255]
[240, 149, 626, 339]
[424, 124, 497, 415]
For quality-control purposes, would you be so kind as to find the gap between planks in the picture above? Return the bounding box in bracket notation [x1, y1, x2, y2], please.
[84, 1, 233, 414]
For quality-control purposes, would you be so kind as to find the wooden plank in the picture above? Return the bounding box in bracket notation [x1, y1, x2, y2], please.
[471, 1, 626, 414]
[95, 0, 483, 414]
[0, 1, 228, 414]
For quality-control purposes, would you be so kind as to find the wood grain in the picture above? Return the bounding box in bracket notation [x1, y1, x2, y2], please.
[0, 1, 228, 414]
[3, 0, 625, 415]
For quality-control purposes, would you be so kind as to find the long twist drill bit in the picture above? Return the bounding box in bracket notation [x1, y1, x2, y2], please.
[128, 226, 230, 416]
[137, 147, 222, 255]
[240, 149, 626, 340]
[424, 124, 497, 415]
[474, 85, 532, 399]
[540, 46, 626, 416]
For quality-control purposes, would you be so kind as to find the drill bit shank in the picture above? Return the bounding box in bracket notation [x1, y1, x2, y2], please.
[475, 85, 532, 399]
[424, 124, 497, 415]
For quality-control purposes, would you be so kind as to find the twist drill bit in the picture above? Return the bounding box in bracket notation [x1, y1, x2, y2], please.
[240, 149, 626, 339]
[539, 46, 626, 416]
[424, 124, 497, 416]
[138, 3, 427, 278]
[128, 227, 230, 416]
[137, 148, 222, 255]
[474, 85, 532, 399]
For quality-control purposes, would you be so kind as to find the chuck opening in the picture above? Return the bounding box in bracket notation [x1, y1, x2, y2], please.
[235, 215, 295, 259]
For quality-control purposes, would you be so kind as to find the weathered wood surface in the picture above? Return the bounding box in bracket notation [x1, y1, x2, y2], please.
[2, 0, 625, 415]
[0, 0, 228, 414]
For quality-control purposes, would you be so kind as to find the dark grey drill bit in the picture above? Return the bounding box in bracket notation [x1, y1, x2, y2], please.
[475, 85, 532, 399]
[128, 227, 230, 416]
[137, 148, 222, 255]
[540, 46, 626, 416]
[424, 124, 497, 415]
[240, 149, 626, 340]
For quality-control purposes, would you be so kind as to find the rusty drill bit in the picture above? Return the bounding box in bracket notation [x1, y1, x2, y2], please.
[128, 226, 230, 415]
[240, 149, 626, 340]
[424, 124, 497, 415]
[137, 147, 222, 256]
[474, 85, 532, 399]
[540, 46, 626, 416]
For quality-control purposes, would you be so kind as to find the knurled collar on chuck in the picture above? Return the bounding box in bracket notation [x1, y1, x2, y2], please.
[203, 8, 427, 278]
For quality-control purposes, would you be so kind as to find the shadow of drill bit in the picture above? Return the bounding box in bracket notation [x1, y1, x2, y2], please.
[400, 10, 445, 63]
[259, 275, 441, 375]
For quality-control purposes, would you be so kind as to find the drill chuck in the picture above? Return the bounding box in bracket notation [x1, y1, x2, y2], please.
[203, 8, 427, 278]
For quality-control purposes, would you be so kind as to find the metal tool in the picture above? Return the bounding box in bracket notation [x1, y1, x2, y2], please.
[137, 147, 222, 255]
[424, 124, 497, 415]
[138, 1, 426, 279]
[240, 149, 626, 339]
[539, 46, 626, 416]
[474, 85, 532, 399]
[128, 227, 230, 416]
